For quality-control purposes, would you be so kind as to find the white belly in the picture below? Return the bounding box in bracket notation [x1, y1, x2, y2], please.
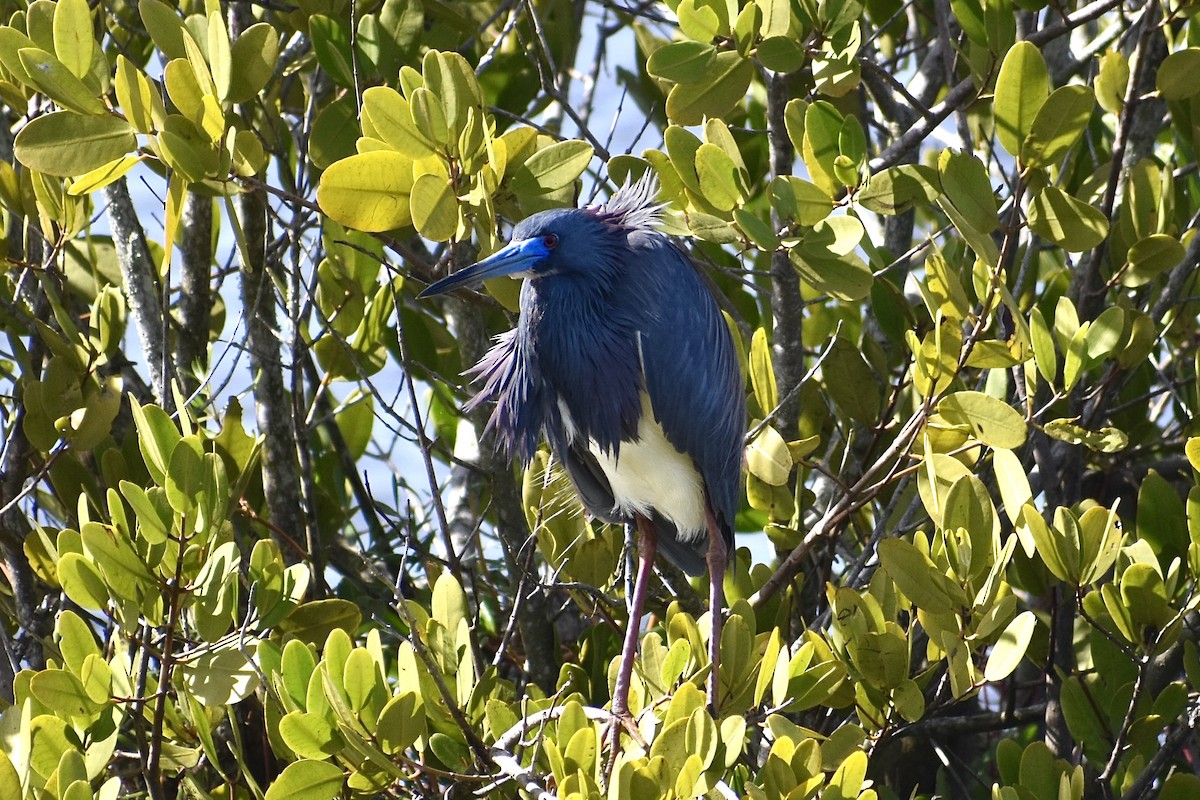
[580, 396, 708, 543]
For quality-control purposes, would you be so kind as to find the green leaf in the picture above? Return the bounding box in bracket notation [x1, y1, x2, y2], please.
[279, 711, 343, 760]
[509, 139, 593, 195]
[165, 434, 205, 513]
[58, 553, 109, 610]
[993, 41, 1048, 158]
[1029, 306, 1057, 384]
[428, 732, 471, 773]
[822, 337, 879, 423]
[1137, 469, 1188, 561]
[1123, 234, 1184, 287]
[770, 175, 833, 225]
[1028, 185, 1108, 252]
[1095, 50, 1128, 114]
[139, 0, 189, 60]
[646, 41, 717, 83]
[1159, 774, 1200, 800]
[377, 692, 425, 754]
[53, 0, 93, 79]
[1019, 505, 1075, 582]
[856, 164, 940, 215]
[877, 538, 962, 614]
[278, 599, 363, 646]
[1022, 85, 1095, 168]
[317, 151, 415, 232]
[264, 759, 345, 800]
[937, 150, 998, 233]
[309, 14, 353, 88]
[748, 327, 778, 414]
[992, 448, 1032, 524]
[81, 521, 154, 602]
[757, 36, 806, 72]
[802, 101, 843, 196]
[361, 86, 435, 158]
[1157, 48, 1200, 101]
[746, 425, 792, 486]
[789, 246, 872, 302]
[893, 679, 925, 722]
[14, 112, 136, 178]
[18, 47, 105, 114]
[227, 22, 278, 103]
[178, 647, 260, 706]
[938, 390, 1027, 449]
[733, 208, 779, 250]
[410, 172, 457, 242]
[917, 453, 971, 529]
[666, 51, 754, 126]
[695, 142, 742, 211]
[984, 611, 1037, 681]
[30, 669, 101, 717]
[1187, 437, 1200, 473]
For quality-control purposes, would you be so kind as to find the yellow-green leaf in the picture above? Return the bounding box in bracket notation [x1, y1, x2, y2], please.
[227, 22, 279, 104]
[1095, 50, 1128, 114]
[1157, 48, 1200, 101]
[18, 47, 105, 114]
[984, 611, 1036, 682]
[14, 112, 136, 178]
[695, 142, 741, 211]
[938, 390, 1027, 449]
[1123, 234, 1184, 287]
[317, 151, 415, 232]
[993, 41, 1048, 159]
[666, 51, 754, 126]
[362, 86, 435, 158]
[747, 424, 792, 486]
[749, 327, 778, 415]
[509, 139, 593, 195]
[115, 55, 164, 134]
[646, 40, 717, 83]
[410, 172, 457, 242]
[1022, 85, 1094, 168]
[1028, 185, 1108, 252]
[68, 155, 143, 196]
[207, 10, 232, 102]
[53, 0, 93, 79]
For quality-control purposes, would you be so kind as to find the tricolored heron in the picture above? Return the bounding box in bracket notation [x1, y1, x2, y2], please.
[419, 173, 744, 726]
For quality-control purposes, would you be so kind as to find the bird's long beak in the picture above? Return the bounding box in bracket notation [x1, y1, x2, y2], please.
[418, 237, 550, 297]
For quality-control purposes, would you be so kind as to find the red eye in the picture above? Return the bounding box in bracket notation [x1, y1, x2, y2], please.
[543, 233, 558, 249]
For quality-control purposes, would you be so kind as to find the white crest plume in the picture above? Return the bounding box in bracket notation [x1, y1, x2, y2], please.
[592, 170, 666, 231]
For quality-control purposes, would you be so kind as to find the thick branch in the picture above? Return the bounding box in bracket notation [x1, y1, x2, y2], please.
[176, 191, 213, 398]
[237, 187, 303, 552]
[104, 180, 172, 409]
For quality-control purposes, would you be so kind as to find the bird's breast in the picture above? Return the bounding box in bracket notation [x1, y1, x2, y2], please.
[561, 394, 708, 542]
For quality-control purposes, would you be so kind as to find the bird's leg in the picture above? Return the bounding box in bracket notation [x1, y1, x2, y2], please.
[603, 516, 656, 785]
[605, 513, 656, 784]
[612, 514, 656, 721]
[704, 504, 728, 716]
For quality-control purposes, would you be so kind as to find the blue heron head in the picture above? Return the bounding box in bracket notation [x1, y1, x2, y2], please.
[418, 176, 664, 297]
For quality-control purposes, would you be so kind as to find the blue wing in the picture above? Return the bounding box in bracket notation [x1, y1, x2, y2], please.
[627, 231, 745, 557]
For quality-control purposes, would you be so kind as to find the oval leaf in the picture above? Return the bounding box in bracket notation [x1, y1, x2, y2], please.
[14, 113, 136, 178]
[317, 151, 415, 232]
[993, 41, 1048, 158]
[938, 390, 1027, 449]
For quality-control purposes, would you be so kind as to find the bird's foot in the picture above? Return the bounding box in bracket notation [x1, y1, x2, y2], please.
[600, 708, 648, 789]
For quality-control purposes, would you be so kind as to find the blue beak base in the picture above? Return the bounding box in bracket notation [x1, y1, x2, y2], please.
[418, 237, 551, 297]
